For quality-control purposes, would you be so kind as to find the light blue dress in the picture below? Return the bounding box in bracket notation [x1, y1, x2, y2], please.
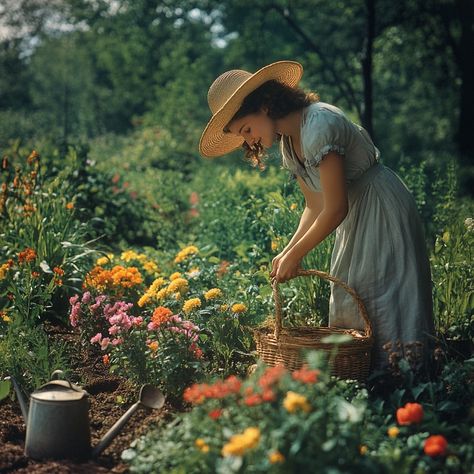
[281, 102, 435, 368]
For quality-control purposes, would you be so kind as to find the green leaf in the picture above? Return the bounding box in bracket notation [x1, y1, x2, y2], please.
[0, 380, 11, 401]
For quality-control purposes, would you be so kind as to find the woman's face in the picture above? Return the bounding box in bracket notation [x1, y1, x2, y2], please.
[227, 109, 277, 149]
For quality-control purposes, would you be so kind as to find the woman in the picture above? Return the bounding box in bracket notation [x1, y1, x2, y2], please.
[199, 60, 435, 367]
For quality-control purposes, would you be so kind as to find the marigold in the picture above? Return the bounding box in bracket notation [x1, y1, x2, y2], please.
[156, 288, 169, 300]
[387, 426, 400, 438]
[222, 427, 260, 457]
[121, 250, 140, 262]
[66, 202, 74, 210]
[271, 241, 278, 251]
[283, 391, 311, 413]
[231, 303, 247, 313]
[152, 306, 173, 326]
[111, 265, 143, 288]
[138, 294, 151, 307]
[204, 288, 222, 300]
[0, 263, 11, 280]
[168, 277, 189, 294]
[174, 245, 198, 263]
[424, 435, 448, 457]
[1, 311, 11, 323]
[195, 438, 209, 453]
[96, 256, 109, 266]
[143, 261, 159, 274]
[183, 298, 201, 314]
[53, 266, 64, 276]
[269, 451, 285, 464]
[170, 272, 182, 280]
[396, 402, 424, 426]
[219, 304, 228, 312]
[148, 341, 159, 352]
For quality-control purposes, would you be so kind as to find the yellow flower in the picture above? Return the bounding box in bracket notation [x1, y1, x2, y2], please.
[290, 203, 297, 210]
[174, 292, 181, 300]
[136, 253, 148, 263]
[138, 293, 151, 307]
[170, 272, 182, 280]
[195, 438, 206, 448]
[271, 241, 278, 251]
[359, 445, 368, 455]
[168, 277, 189, 294]
[204, 288, 222, 300]
[221, 427, 260, 457]
[121, 250, 140, 262]
[156, 288, 169, 300]
[0, 263, 10, 280]
[1, 311, 11, 323]
[219, 304, 229, 312]
[174, 245, 198, 263]
[283, 391, 311, 413]
[231, 303, 247, 314]
[387, 426, 400, 438]
[268, 450, 285, 464]
[96, 256, 110, 266]
[143, 261, 159, 274]
[183, 298, 201, 314]
[442, 231, 450, 243]
[149, 277, 166, 294]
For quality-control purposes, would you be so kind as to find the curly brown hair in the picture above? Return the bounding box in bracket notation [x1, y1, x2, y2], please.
[225, 80, 319, 170]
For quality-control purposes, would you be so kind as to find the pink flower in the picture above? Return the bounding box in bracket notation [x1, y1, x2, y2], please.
[90, 333, 102, 344]
[69, 303, 81, 327]
[81, 291, 91, 304]
[100, 337, 110, 350]
[147, 321, 156, 331]
[132, 316, 143, 326]
[69, 295, 79, 306]
[112, 337, 123, 346]
[108, 325, 121, 335]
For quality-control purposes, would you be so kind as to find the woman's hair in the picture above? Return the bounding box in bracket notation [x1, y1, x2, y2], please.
[225, 80, 319, 170]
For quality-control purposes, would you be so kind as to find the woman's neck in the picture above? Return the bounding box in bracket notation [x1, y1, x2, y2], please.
[276, 109, 304, 142]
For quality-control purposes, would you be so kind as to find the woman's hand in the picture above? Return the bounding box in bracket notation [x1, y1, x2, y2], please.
[272, 253, 302, 283]
[270, 251, 286, 279]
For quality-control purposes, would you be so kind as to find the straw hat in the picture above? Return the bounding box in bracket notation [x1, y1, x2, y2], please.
[199, 60, 303, 158]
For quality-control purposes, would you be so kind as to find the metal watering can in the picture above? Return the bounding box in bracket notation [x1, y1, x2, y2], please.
[10, 370, 165, 460]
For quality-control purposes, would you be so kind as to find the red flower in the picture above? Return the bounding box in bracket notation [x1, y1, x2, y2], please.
[396, 402, 424, 425]
[208, 409, 223, 420]
[244, 393, 263, 406]
[424, 435, 448, 457]
[258, 365, 287, 389]
[18, 247, 37, 264]
[292, 365, 320, 384]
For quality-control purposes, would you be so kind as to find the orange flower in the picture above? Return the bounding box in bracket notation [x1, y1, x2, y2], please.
[148, 341, 159, 352]
[396, 402, 424, 425]
[27, 150, 39, 165]
[244, 393, 263, 406]
[424, 435, 448, 457]
[31, 271, 40, 278]
[66, 202, 74, 210]
[258, 365, 287, 389]
[102, 354, 110, 365]
[18, 248, 37, 264]
[53, 266, 65, 276]
[152, 306, 173, 326]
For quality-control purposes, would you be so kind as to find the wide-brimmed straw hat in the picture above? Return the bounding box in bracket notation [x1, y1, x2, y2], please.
[199, 60, 303, 158]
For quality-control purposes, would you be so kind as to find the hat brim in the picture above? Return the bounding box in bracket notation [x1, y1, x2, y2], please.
[199, 61, 303, 158]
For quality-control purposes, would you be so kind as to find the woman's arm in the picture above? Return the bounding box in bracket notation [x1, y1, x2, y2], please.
[270, 177, 322, 279]
[281, 176, 323, 254]
[275, 152, 348, 282]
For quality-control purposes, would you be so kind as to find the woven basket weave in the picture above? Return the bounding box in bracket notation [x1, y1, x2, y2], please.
[254, 269, 373, 381]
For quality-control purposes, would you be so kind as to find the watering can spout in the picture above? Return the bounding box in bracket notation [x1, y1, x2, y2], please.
[10, 377, 29, 424]
[92, 384, 165, 457]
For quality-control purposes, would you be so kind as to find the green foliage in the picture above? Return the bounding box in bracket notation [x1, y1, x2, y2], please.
[0, 323, 71, 395]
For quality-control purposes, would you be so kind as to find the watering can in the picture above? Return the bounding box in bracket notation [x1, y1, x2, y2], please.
[10, 370, 165, 460]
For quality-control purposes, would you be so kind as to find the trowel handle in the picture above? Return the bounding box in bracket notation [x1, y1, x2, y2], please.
[92, 401, 140, 457]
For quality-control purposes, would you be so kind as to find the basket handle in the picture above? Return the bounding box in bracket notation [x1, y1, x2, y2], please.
[272, 269, 372, 340]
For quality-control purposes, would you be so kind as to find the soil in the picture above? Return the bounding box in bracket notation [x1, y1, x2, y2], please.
[0, 324, 172, 473]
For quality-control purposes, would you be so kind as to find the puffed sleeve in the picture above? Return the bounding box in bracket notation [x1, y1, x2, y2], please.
[302, 104, 350, 168]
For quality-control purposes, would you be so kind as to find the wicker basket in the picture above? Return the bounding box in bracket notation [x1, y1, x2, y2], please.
[254, 269, 373, 381]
